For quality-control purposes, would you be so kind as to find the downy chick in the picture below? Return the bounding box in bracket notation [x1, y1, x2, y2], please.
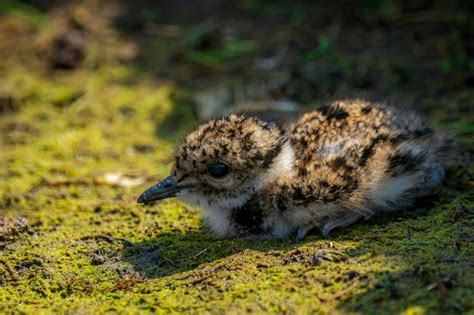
[138, 99, 452, 240]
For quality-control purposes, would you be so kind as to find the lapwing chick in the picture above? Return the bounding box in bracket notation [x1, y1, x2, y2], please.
[138, 100, 452, 240]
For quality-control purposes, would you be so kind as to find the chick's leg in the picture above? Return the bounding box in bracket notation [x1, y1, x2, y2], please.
[414, 162, 445, 197]
[321, 213, 363, 236]
[295, 226, 314, 242]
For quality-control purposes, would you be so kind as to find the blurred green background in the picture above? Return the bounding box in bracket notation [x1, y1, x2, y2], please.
[0, 1, 473, 314]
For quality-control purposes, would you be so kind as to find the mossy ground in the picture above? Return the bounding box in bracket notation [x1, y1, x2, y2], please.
[1, 1, 473, 314]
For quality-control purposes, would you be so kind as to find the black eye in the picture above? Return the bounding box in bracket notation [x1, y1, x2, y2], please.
[207, 163, 230, 178]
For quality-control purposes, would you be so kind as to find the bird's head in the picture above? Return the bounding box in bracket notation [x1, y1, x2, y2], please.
[138, 114, 293, 210]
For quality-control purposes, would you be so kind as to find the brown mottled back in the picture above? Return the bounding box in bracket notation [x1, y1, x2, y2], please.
[139, 99, 452, 239]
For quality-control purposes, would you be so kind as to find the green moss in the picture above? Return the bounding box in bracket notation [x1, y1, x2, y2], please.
[1, 5, 473, 315]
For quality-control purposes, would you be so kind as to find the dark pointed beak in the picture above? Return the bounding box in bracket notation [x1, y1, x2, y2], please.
[137, 175, 191, 204]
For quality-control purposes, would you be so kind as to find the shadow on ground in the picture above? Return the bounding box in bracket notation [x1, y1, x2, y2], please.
[121, 230, 298, 278]
[116, 184, 473, 313]
[121, 192, 444, 277]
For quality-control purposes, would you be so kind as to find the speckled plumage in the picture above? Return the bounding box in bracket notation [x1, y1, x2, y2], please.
[140, 99, 453, 239]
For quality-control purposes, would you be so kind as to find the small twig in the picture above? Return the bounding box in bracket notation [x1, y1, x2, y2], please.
[191, 273, 215, 286]
[193, 248, 208, 258]
[321, 281, 359, 304]
[161, 255, 178, 267]
[176, 264, 224, 282]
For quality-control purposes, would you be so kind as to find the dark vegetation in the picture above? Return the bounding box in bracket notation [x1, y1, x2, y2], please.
[0, 0, 473, 313]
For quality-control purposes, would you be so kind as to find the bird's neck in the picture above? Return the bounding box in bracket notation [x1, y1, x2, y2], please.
[226, 140, 295, 208]
[220, 142, 296, 236]
[259, 140, 295, 186]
